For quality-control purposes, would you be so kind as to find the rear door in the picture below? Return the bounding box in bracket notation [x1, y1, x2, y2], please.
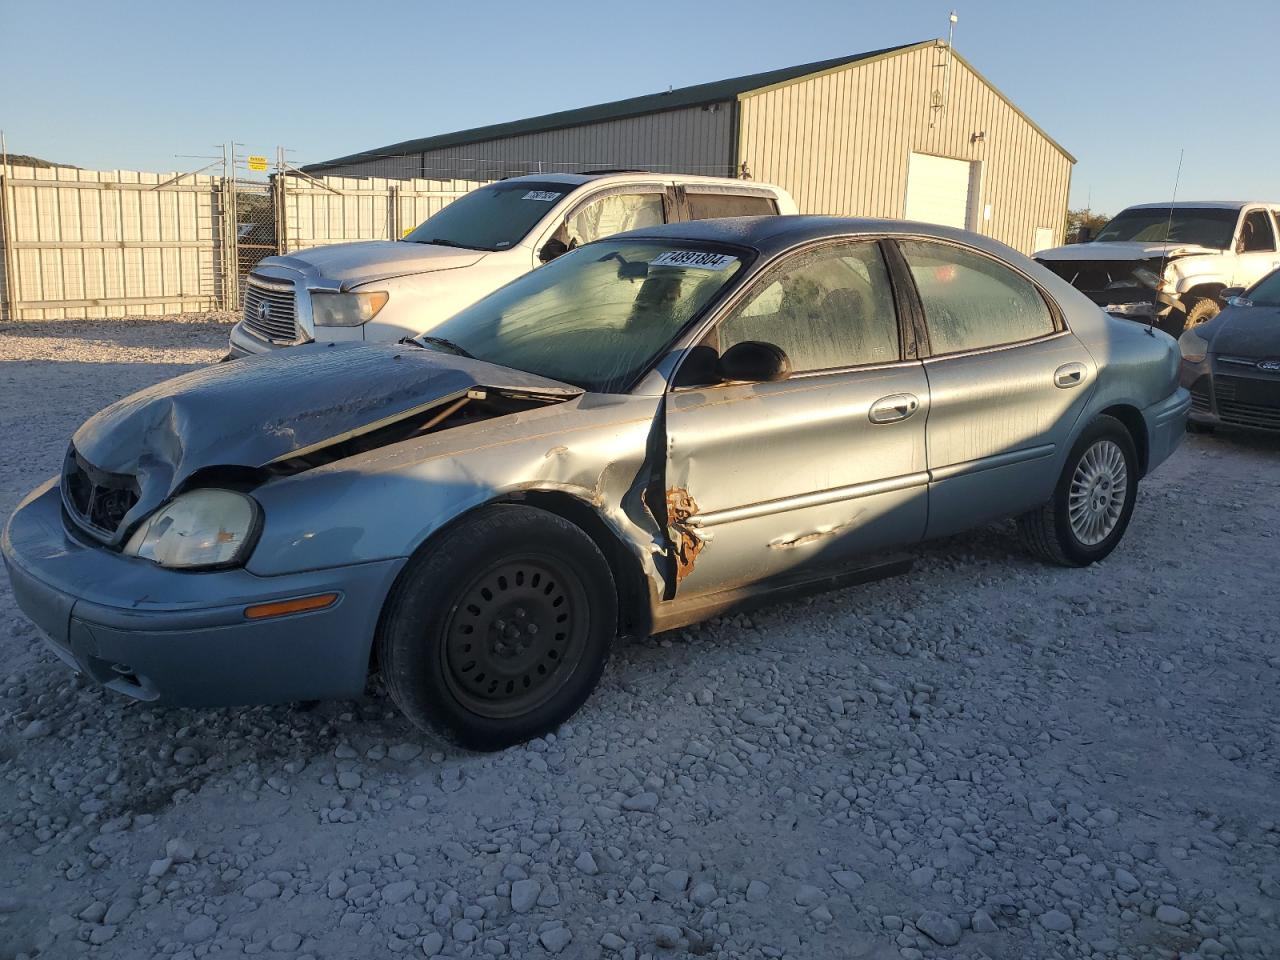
[892, 238, 1096, 538]
[663, 238, 930, 598]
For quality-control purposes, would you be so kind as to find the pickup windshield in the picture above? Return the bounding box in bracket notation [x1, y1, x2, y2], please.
[401, 181, 571, 252]
[415, 239, 748, 393]
[1094, 208, 1237, 249]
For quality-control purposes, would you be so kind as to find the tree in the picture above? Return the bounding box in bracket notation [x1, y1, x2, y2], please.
[1065, 208, 1109, 243]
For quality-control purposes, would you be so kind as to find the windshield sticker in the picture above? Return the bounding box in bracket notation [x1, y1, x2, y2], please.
[522, 191, 562, 202]
[650, 250, 739, 271]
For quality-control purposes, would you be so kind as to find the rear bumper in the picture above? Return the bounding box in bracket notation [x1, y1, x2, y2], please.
[3, 481, 405, 706]
[1142, 387, 1192, 473]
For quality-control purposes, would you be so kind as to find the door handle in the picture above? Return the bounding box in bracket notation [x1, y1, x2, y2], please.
[1054, 362, 1086, 389]
[868, 393, 920, 424]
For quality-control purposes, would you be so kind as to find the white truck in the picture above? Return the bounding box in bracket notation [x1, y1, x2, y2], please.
[1034, 201, 1280, 336]
[228, 171, 795, 357]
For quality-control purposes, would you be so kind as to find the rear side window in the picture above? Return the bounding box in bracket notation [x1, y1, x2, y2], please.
[899, 240, 1055, 354]
[717, 241, 899, 372]
[686, 193, 779, 220]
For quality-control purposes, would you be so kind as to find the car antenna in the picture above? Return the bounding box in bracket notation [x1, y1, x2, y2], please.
[1150, 149, 1185, 337]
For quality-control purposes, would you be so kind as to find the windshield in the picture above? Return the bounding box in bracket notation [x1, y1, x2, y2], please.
[1094, 208, 1237, 248]
[416, 239, 748, 392]
[401, 180, 571, 252]
[1246, 268, 1280, 307]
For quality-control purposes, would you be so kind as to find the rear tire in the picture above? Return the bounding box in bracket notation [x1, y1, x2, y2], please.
[1017, 415, 1139, 567]
[377, 504, 616, 751]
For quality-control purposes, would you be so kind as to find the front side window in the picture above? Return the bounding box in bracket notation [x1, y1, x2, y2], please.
[899, 240, 1055, 354]
[717, 241, 900, 373]
[686, 193, 779, 220]
[421, 240, 746, 393]
[401, 180, 571, 252]
[564, 192, 665, 248]
[1239, 210, 1276, 252]
[1094, 207, 1238, 249]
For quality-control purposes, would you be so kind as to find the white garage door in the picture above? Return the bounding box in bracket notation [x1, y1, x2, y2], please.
[904, 153, 975, 230]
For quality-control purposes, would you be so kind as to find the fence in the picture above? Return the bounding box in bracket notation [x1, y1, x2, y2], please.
[0, 163, 487, 321]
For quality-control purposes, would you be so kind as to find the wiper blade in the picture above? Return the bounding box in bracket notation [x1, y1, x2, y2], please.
[421, 237, 480, 250]
[413, 335, 475, 359]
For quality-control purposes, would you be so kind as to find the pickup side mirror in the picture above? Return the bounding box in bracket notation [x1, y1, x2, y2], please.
[538, 237, 569, 263]
[716, 340, 792, 383]
[1074, 227, 1093, 243]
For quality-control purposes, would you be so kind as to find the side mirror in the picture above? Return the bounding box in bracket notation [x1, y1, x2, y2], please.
[1075, 227, 1093, 243]
[538, 237, 569, 263]
[716, 341, 792, 383]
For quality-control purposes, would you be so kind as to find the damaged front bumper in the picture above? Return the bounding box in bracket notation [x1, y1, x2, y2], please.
[2, 480, 404, 706]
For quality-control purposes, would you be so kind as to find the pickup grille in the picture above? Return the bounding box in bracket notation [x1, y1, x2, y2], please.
[243, 276, 298, 344]
[62, 447, 139, 539]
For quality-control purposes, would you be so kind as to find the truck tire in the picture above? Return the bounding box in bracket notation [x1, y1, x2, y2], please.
[1016, 415, 1139, 567]
[1182, 297, 1221, 331]
[377, 504, 617, 751]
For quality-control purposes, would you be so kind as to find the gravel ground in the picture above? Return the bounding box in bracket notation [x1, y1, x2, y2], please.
[1, 318, 1278, 960]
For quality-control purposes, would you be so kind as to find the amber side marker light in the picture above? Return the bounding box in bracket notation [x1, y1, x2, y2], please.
[244, 593, 339, 621]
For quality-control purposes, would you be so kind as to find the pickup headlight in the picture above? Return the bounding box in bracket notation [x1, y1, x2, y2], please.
[312, 291, 389, 327]
[124, 490, 260, 569]
[1178, 327, 1210, 363]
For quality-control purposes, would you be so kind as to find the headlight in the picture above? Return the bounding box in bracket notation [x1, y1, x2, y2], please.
[1178, 327, 1210, 363]
[124, 490, 260, 569]
[311, 291, 389, 327]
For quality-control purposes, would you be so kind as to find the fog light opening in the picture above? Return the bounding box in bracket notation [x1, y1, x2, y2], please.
[244, 593, 339, 621]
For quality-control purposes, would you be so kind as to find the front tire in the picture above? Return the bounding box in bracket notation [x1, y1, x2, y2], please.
[377, 505, 617, 751]
[1163, 296, 1220, 336]
[1017, 415, 1139, 566]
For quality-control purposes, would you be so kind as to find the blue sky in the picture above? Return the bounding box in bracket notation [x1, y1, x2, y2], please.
[2, 0, 1276, 215]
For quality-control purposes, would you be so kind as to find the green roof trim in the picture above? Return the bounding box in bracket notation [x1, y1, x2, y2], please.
[305, 42, 927, 172]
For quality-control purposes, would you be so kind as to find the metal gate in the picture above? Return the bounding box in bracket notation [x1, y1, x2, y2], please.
[223, 178, 279, 308]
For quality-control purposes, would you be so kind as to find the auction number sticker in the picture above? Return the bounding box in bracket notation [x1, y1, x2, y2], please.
[522, 190, 562, 202]
[650, 250, 738, 270]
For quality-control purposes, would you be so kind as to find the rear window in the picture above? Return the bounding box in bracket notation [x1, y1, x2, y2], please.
[686, 193, 778, 220]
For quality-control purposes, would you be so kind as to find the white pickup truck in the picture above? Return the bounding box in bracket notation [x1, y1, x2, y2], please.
[229, 171, 795, 357]
[1035, 201, 1280, 335]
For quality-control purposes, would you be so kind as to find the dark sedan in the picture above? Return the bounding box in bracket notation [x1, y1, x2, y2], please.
[1180, 269, 1280, 432]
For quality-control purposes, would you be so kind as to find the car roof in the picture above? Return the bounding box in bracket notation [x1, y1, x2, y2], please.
[1123, 201, 1279, 211]
[494, 172, 785, 192]
[611, 214, 1020, 260]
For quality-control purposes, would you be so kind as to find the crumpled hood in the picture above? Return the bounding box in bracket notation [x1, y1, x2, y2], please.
[71, 343, 580, 542]
[1036, 240, 1221, 262]
[264, 241, 486, 287]
[1209, 304, 1280, 358]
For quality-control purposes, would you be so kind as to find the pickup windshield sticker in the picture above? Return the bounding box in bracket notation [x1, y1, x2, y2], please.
[650, 250, 739, 271]
[522, 190, 562, 202]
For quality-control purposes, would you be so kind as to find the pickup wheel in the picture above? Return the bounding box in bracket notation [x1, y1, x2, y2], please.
[1182, 297, 1221, 332]
[1017, 415, 1139, 567]
[377, 504, 616, 751]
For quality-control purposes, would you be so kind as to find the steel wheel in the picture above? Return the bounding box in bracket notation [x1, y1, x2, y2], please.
[441, 555, 589, 720]
[1068, 439, 1129, 546]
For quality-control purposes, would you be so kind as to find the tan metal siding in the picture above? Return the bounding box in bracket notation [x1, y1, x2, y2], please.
[738, 46, 1072, 254]
[323, 103, 736, 182]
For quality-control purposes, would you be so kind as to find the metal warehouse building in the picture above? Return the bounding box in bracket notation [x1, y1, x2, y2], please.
[307, 40, 1074, 254]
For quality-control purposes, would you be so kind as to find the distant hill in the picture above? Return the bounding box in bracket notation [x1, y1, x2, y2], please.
[5, 153, 79, 169]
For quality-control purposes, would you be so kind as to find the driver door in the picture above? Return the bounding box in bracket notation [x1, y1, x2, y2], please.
[663, 239, 930, 599]
[1233, 207, 1280, 287]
